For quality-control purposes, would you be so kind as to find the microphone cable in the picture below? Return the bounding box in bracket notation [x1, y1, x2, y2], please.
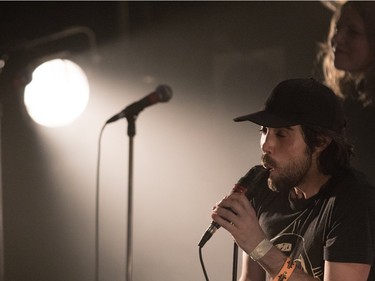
[94, 123, 107, 281]
[199, 246, 210, 281]
[199, 242, 240, 281]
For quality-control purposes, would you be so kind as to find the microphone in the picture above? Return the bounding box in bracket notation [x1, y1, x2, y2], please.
[198, 165, 269, 248]
[106, 84, 173, 123]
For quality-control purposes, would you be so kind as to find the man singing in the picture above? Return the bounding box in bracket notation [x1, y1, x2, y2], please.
[212, 78, 375, 281]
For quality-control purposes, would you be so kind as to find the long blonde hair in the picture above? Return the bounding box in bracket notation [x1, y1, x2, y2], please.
[317, 1, 375, 107]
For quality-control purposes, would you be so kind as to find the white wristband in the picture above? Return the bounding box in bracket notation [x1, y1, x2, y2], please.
[249, 238, 273, 261]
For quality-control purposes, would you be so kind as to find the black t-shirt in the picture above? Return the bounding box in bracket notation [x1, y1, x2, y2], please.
[244, 165, 375, 280]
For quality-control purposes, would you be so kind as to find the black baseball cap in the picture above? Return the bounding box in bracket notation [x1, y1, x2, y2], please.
[234, 78, 346, 133]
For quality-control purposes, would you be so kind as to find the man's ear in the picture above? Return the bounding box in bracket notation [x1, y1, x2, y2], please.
[314, 136, 332, 155]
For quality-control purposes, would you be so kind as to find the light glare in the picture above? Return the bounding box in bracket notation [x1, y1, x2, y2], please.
[24, 59, 90, 127]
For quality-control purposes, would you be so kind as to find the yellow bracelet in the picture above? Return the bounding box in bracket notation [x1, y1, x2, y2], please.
[272, 257, 296, 281]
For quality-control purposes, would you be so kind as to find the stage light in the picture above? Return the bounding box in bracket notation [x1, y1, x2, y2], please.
[0, 26, 98, 128]
[24, 58, 90, 127]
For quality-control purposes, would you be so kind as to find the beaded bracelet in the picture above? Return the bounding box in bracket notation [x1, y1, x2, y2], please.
[272, 257, 296, 281]
[249, 238, 273, 261]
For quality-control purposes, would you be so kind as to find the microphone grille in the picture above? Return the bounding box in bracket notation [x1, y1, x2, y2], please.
[238, 165, 269, 199]
[156, 84, 173, 102]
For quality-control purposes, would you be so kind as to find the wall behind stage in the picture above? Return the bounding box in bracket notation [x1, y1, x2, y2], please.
[0, 2, 332, 281]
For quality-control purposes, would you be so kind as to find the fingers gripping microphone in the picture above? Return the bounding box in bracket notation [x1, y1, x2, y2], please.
[198, 165, 269, 248]
[197, 184, 246, 248]
[106, 84, 173, 124]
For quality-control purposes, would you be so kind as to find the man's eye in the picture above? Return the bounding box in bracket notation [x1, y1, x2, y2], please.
[275, 130, 286, 138]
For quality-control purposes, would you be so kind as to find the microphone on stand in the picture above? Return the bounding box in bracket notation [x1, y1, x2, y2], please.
[198, 165, 269, 248]
[106, 84, 173, 124]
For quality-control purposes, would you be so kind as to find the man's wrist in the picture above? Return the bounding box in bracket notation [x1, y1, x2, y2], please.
[248, 238, 273, 261]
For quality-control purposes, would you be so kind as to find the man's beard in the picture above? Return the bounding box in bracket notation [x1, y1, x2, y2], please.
[261, 149, 312, 193]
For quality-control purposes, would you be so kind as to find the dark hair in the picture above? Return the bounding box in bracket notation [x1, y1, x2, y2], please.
[301, 125, 353, 175]
[317, 1, 375, 107]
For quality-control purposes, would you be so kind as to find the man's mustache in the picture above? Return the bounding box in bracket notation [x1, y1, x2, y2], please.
[261, 154, 277, 169]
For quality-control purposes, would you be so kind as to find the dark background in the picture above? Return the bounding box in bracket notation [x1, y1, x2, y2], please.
[0, 2, 333, 281]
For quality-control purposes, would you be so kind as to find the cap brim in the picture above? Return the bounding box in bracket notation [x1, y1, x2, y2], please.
[233, 110, 297, 128]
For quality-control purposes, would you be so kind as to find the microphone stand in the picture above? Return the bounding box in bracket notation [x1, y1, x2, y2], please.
[0, 104, 4, 281]
[126, 115, 136, 281]
[232, 242, 238, 281]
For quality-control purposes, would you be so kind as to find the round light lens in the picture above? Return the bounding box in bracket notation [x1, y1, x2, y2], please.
[24, 59, 90, 127]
